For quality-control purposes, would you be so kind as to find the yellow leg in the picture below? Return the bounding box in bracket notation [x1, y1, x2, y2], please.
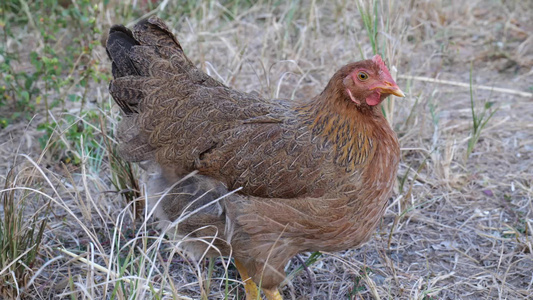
[234, 259, 260, 300]
[263, 288, 283, 300]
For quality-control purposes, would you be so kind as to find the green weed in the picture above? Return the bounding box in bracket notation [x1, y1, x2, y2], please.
[0, 169, 49, 299]
[466, 63, 498, 159]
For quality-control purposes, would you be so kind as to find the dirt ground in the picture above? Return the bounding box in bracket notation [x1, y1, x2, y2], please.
[1, 0, 532, 299]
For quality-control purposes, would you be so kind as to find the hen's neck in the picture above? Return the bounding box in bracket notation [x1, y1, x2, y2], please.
[296, 90, 392, 172]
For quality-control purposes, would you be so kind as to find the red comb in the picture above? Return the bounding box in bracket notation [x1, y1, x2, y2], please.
[372, 54, 388, 71]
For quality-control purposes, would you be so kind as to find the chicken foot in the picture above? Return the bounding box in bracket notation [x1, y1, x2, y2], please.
[234, 259, 282, 300]
[263, 288, 283, 300]
[234, 259, 260, 299]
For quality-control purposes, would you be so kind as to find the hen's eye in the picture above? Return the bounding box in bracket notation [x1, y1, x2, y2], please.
[357, 72, 369, 81]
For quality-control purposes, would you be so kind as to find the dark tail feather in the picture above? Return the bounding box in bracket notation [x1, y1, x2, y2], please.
[106, 16, 185, 79]
[106, 25, 140, 78]
[132, 17, 184, 54]
[106, 17, 225, 115]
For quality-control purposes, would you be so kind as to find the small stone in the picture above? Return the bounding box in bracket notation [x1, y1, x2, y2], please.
[482, 189, 493, 197]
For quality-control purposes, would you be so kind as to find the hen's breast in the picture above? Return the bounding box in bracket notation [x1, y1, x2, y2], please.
[324, 120, 400, 251]
[288, 110, 401, 251]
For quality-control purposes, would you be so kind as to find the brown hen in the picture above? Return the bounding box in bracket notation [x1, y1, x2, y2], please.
[106, 17, 404, 300]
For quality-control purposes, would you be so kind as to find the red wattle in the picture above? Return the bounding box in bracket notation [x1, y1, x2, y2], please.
[366, 92, 381, 106]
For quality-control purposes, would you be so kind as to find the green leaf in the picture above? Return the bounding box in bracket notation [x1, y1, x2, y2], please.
[24, 76, 35, 90]
[68, 94, 80, 102]
[20, 91, 30, 103]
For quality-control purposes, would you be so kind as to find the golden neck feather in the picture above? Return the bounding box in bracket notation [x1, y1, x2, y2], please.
[297, 91, 388, 172]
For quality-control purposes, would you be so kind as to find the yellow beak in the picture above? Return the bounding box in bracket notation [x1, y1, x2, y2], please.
[383, 86, 405, 97]
[371, 81, 406, 97]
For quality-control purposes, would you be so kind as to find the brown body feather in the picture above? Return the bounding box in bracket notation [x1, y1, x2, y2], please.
[107, 17, 400, 291]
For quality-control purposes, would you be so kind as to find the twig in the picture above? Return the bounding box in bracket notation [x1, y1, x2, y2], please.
[295, 255, 315, 299]
[399, 75, 533, 98]
[126, 0, 171, 27]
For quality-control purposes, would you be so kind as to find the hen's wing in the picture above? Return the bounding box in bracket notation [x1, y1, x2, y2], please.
[106, 17, 331, 199]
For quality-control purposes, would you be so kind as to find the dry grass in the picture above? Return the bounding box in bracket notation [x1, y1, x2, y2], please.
[1, 0, 532, 299]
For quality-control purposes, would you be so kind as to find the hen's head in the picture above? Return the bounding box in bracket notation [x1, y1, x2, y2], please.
[334, 55, 404, 107]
